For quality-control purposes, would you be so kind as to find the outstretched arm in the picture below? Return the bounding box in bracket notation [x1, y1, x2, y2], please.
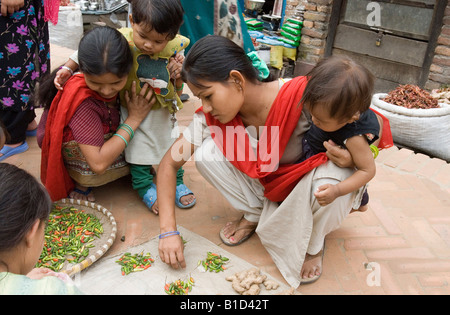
[157, 134, 195, 269]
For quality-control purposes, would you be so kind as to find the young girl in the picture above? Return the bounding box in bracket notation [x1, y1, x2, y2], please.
[0, 163, 83, 295]
[301, 56, 389, 212]
[156, 35, 393, 286]
[55, 0, 196, 213]
[38, 26, 155, 202]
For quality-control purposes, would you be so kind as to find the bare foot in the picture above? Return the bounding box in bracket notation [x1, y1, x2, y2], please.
[220, 216, 257, 245]
[350, 204, 368, 214]
[179, 194, 195, 207]
[69, 185, 95, 202]
[151, 201, 159, 215]
[300, 250, 324, 283]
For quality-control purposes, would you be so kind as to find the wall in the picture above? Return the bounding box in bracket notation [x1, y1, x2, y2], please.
[291, 0, 450, 90]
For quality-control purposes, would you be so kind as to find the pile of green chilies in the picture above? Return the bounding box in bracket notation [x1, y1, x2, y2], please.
[35, 205, 103, 272]
[115, 252, 155, 276]
[164, 277, 195, 295]
[200, 251, 229, 273]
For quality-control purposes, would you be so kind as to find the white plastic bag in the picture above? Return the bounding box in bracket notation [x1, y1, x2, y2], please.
[371, 93, 450, 161]
[49, 6, 83, 50]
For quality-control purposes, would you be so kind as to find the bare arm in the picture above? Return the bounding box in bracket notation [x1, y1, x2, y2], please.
[157, 134, 195, 269]
[315, 136, 376, 206]
[79, 82, 155, 174]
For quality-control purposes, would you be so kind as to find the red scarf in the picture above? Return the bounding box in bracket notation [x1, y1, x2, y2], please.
[40, 74, 115, 201]
[198, 76, 394, 202]
[199, 77, 328, 202]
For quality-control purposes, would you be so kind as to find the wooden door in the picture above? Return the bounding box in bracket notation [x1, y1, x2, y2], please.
[326, 0, 447, 92]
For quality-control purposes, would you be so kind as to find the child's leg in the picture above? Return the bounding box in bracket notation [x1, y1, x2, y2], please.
[130, 164, 155, 198]
[175, 167, 196, 208]
[351, 190, 369, 213]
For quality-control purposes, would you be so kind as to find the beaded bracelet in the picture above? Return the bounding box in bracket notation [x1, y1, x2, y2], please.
[60, 66, 74, 76]
[159, 231, 180, 239]
[113, 133, 128, 147]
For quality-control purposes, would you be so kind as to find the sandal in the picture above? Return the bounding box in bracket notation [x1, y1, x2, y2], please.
[300, 240, 326, 285]
[0, 142, 29, 162]
[69, 187, 95, 201]
[175, 183, 196, 209]
[219, 216, 258, 246]
[143, 183, 157, 211]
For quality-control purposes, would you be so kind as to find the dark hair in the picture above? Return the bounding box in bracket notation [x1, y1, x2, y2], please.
[0, 164, 52, 253]
[35, 26, 133, 109]
[182, 35, 268, 89]
[127, 0, 184, 40]
[78, 26, 133, 77]
[301, 55, 375, 122]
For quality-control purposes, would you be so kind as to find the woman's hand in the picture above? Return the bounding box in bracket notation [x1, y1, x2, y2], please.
[124, 81, 155, 126]
[323, 140, 354, 168]
[1, 0, 24, 16]
[158, 235, 186, 269]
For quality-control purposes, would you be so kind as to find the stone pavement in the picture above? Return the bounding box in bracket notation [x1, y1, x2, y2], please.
[3, 44, 450, 295]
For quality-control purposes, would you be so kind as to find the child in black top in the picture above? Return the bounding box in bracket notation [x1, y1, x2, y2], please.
[301, 56, 380, 212]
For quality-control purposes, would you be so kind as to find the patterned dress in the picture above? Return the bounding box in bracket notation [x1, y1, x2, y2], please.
[0, 0, 50, 142]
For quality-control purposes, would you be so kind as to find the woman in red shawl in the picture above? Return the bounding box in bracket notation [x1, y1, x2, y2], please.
[37, 27, 155, 202]
[156, 36, 393, 288]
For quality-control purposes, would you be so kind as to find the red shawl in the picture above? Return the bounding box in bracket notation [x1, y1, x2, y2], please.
[198, 76, 394, 202]
[40, 74, 116, 201]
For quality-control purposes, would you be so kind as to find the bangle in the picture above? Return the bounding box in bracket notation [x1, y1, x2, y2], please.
[118, 124, 134, 140]
[113, 133, 128, 147]
[175, 83, 184, 92]
[370, 144, 379, 159]
[159, 231, 180, 239]
[119, 123, 134, 139]
[60, 66, 74, 76]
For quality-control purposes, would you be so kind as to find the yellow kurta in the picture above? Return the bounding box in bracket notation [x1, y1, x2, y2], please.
[119, 28, 190, 113]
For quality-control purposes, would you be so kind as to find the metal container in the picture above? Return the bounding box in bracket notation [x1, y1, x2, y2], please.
[245, 0, 265, 11]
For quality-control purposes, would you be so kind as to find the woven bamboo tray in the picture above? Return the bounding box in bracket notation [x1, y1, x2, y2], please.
[55, 198, 117, 277]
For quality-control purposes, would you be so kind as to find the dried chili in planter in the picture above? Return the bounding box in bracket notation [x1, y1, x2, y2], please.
[384, 84, 439, 109]
[35, 205, 103, 272]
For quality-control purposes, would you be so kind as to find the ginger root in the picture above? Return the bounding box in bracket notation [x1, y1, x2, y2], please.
[226, 268, 280, 295]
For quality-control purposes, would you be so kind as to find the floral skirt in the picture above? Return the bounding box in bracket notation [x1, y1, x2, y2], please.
[0, 0, 50, 112]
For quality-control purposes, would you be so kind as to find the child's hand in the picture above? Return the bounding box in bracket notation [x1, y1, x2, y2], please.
[1, 0, 24, 16]
[168, 54, 184, 80]
[125, 81, 156, 123]
[54, 68, 72, 91]
[314, 183, 341, 206]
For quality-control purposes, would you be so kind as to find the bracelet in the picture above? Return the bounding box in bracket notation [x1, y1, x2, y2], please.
[159, 231, 180, 239]
[370, 144, 379, 159]
[113, 133, 128, 147]
[119, 123, 134, 139]
[60, 66, 74, 76]
[175, 83, 184, 92]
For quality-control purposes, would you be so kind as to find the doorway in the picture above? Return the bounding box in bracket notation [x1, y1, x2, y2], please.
[325, 0, 448, 92]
